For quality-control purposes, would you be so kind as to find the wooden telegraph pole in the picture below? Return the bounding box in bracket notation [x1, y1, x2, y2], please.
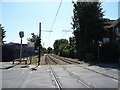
[38, 22, 41, 66]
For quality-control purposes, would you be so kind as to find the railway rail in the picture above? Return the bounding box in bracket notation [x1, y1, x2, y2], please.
[51, 54, 81, 64]
[47, 54, 119, 82]
[45, 55, 63, 90]
[46, 55, 58, 64]
[46, 54, 95, 89]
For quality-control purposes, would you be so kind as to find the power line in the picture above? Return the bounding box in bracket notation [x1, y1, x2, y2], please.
[42, 30, 53, 32]
[50, 0, 62, 32]
[61, 28, 72, 38]
[62, 30, 72, 32]
[47, 0, 63, 47]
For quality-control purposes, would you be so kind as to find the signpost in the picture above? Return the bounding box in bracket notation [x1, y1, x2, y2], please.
[19, 31, 24, 63]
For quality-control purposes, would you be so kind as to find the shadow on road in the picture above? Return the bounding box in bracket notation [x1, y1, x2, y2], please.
[30, 65, 39, 71]
[86, 61, 119, 70]
[20, 65, 29, 68]
[3, 63, 20, 70]
[31, 68, 37, 71]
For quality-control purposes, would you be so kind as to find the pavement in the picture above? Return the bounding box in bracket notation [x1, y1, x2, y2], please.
[0, 62, 119, 89]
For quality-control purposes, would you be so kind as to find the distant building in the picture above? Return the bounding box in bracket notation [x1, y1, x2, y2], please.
[102, 18, 120, 44]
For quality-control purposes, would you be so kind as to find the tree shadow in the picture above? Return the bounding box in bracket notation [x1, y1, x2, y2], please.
[31, 68, 37, 71]
[4, 63, 20, 70]
[86, 61, 119, 70]
[30, 65, 39, 71]
[20, 65, 29, 68]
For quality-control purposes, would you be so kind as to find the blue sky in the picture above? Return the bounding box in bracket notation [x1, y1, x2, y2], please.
[1, 1, 119, 48]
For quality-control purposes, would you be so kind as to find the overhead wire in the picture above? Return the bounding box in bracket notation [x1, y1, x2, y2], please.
[46, 0, 62, 47]
[61, 28, 72, 38]
[50, 0, 62, 32]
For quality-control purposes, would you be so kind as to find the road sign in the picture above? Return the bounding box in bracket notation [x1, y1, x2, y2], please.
[19, 31, 24, 38]
[27, 42, 34, 47]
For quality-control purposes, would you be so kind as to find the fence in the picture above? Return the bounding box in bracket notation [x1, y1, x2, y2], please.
[2, 43, 36, 62]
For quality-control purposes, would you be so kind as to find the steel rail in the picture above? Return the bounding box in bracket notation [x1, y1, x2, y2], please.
[62, 66, 95, 90]
[50, 54, 119, 81]
[78, 65, 119, 81]
[46, 55, 63, 90]
[50, 55, 74, 64]
[47, 55, 58, 64]
[48, 54, 95, 89]
[51, 54, 80, 64]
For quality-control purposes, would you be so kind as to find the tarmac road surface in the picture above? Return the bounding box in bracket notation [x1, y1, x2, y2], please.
[1, 62, 119, 89]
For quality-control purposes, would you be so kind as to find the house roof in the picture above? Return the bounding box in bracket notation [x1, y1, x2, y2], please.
[104, 20, 115, 29]
[105, 18, 120, 28]
[112, 18, 120, 27]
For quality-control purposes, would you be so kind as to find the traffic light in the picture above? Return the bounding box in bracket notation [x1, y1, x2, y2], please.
[34, 37, 41, 50]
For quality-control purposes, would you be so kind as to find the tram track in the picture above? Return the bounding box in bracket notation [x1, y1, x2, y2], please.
[48, 54, 119, 82]
[45, 55, 63, 90]
[51, 54, 81, 64]
[46, 54, 95, 89]
[78, 65, 119, 81]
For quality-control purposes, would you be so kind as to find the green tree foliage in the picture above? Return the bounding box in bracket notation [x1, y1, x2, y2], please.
[47, 47, 53, 54]
[53, 37, 77, 58]
[53, 39, 68, 56]
[41, 47, 47, 55]
[27, 33, 38, 42]
[69, 37, 77, 58]
[27, 33, 40, 50]
[72, 1, 106, 60]
[27, 33, 48, 56]
[0, 24, 6, 44]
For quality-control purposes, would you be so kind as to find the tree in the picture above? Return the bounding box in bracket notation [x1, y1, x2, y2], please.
[27, 33, 40, 50]
[69, 36, 77, 58]
[0, 24, 6, 44]
[72, 1, 106, 60]
[41, 47, 47, 55]
[27, 33, 38, 42]
[47, 47, 53, 54]
[53, 39, 68, 56]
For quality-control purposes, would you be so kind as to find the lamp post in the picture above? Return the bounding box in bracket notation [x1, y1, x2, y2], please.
[19, 31, 24, 63]
[98, 41, 102, 64]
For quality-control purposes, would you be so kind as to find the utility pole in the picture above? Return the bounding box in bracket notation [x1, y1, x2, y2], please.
[38, 23, 41, 66]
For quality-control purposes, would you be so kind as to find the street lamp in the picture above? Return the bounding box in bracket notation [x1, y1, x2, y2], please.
[98, 41, 102, 64]
[19, 31, 24, 63]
